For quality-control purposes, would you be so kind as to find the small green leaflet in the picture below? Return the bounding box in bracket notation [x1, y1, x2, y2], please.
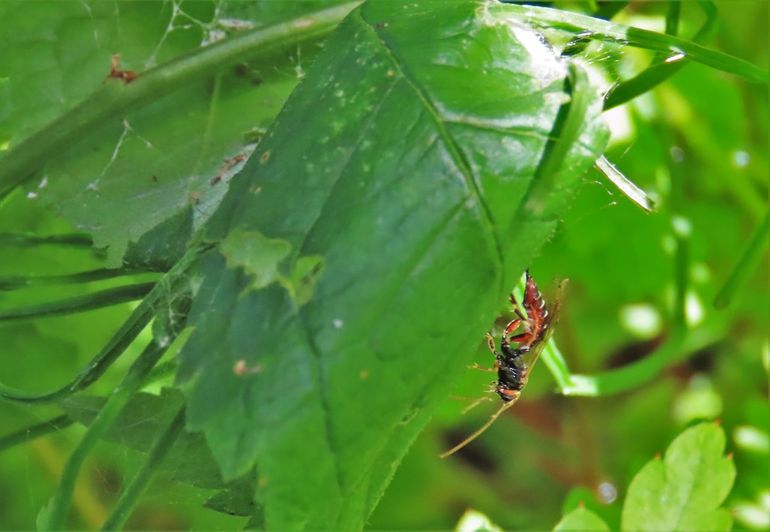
[621, 422, 736, 531]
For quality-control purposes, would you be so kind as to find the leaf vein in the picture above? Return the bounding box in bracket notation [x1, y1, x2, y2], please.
[357, 10, 505, 296]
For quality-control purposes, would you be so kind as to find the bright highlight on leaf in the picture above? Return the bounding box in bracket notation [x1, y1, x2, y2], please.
[595, 155, 655, 212]
[455, 508, 502, 532]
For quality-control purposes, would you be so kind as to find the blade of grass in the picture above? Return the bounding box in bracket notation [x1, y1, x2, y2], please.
[0, 242, 208, 404]
[605, 60, 686, 110]
[604, 1, 718, 109]
[672, 216, 690, 329]
[496, 2, 768, 84]
[595, 156, 655, 212]
[714, 209, 770, 309]
[0, 2, 362, 199]
[0, 268, 157, 291]
[540, 340, 574, 392]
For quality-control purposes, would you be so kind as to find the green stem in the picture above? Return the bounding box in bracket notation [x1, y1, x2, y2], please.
[0, 2, 362, 199]
[40, 340, 169, 530]
[0, 415, 74, 452]
[0, 268, 155, 291]
[0, 282, 155, 321]
[100, 407, 186, 530]
[672, 218, 690, 329]
[545, 239, 717, 398]
[540, 340, 574, 391]
[0, 233, 93, 248]
[0, 242, 209, 404]
[0, 300, 152, 403]
[497, 2, 768, 83]
[564, 333, 685, 396]
[714, 209, 770, 309]
[557, 325, 722, 396]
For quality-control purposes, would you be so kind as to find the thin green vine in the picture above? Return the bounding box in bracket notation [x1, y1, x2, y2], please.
[38, 340, 170, 529]
[0, 282, 155, 321]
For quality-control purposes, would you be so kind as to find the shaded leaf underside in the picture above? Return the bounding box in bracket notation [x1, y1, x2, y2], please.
[177, 1, 607, 529]
[0, 0, 340, 266]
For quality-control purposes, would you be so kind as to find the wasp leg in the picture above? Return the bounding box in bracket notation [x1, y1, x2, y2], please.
[467, 363, 496, 373]
[507, 330, 535, 346]
[503, 318, 523, 337]
[460, 395, 494, 415]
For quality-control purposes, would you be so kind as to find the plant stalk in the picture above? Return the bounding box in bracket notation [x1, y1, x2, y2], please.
[100, 406, 186, 530]
[40, 340, 169, 529]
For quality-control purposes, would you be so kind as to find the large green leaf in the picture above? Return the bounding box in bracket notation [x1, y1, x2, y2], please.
[621, 422, 736, 531]
[176, 0, 607, 529]
[0, 0, 350, 266]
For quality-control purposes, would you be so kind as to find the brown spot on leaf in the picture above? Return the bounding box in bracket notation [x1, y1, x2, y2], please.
[233, 359, 262, 376]
[107, 54, 137, 83]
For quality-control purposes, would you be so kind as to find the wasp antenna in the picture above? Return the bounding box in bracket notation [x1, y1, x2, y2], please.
[460, 395, 494, 415]
[439, 399, 516, 459]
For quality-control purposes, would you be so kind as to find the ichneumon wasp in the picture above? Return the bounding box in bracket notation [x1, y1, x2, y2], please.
[441, 271, 560, 458]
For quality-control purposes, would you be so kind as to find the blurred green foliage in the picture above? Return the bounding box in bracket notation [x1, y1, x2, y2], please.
[371, 1, 768, 529]
[0, 0, 767, 530]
